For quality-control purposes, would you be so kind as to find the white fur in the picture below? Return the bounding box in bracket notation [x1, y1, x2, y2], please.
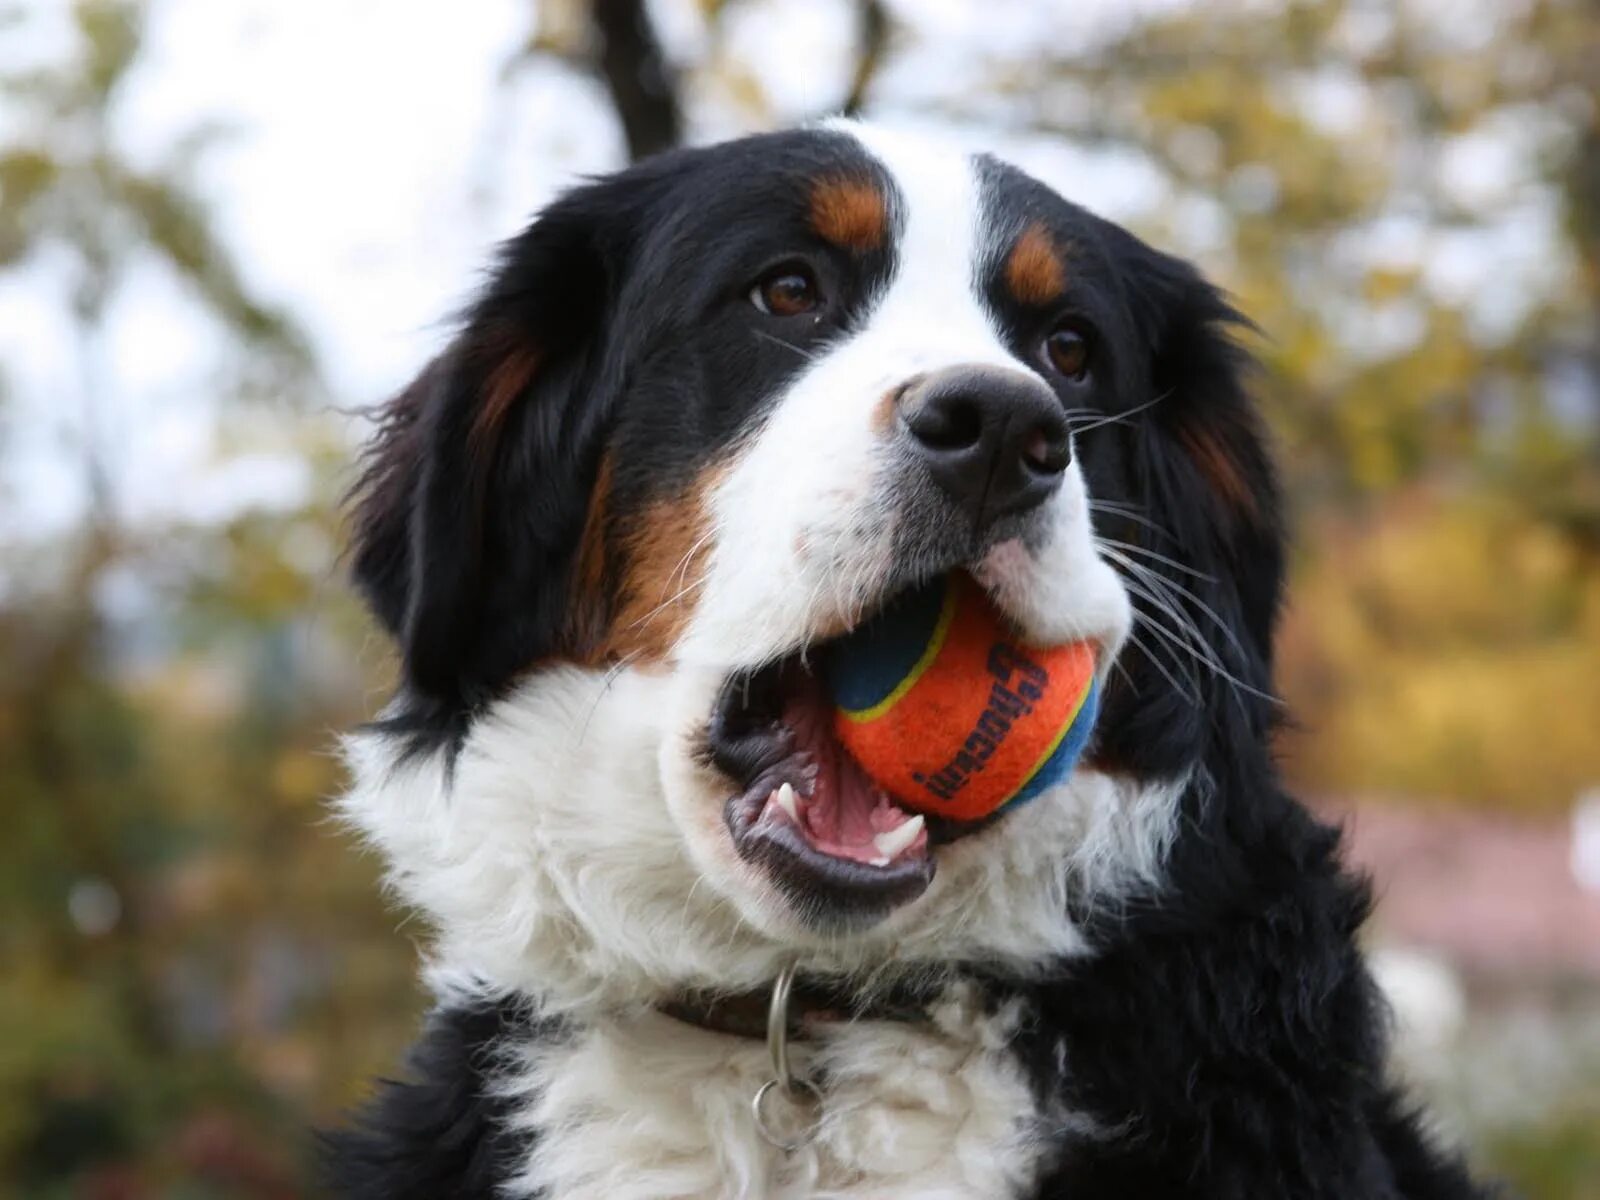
[500, 986, 1064, 1199]
[337, 124, 1176, 1196]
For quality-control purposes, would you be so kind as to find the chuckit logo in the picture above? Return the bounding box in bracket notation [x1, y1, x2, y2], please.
[910, 643, 1048, 803]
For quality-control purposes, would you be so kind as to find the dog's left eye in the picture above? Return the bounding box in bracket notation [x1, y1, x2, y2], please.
[750, 265, 820, 317]
[1043, 322, 1093, 384]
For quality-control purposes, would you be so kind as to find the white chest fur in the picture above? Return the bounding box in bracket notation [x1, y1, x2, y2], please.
[501, 987, 1056, 1199]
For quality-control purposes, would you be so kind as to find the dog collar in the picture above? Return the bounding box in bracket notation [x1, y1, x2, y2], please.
[657, 971, 928, 1043]
[659, 964, 931, 1151]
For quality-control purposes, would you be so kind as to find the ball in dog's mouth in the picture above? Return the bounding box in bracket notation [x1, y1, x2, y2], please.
[708, 654, 936, 928]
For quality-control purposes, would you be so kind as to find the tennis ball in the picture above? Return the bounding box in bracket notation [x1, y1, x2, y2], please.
[823, 573, 1099, 823]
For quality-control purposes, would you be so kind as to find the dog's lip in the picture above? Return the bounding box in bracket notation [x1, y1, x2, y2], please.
[707, 656, 938, 922]
[721, 775, 935, 917]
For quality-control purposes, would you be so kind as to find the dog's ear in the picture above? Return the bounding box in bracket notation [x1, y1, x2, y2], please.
[1094, 235, 1286, 772]
[349, 186, 632, 710]
[1126, 245, 1284, 668]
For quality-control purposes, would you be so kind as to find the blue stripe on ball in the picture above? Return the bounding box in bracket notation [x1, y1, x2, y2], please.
[1005, 676, 1100, 809]
[825, 578, 950, 714]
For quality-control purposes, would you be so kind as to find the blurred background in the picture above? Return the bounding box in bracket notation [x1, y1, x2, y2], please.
[1, 0, 1597, 1194]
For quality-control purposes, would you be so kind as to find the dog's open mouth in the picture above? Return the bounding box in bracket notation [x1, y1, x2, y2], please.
[707, 647, 941, 926]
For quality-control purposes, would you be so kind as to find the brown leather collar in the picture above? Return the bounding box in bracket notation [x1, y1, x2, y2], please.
[658, 977, 930, 1042]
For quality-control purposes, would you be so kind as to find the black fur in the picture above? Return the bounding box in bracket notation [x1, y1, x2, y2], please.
[321, 999, 555, 1199]
[1010, 782, 1485, 1197]
[332, 129, 1492, 1198]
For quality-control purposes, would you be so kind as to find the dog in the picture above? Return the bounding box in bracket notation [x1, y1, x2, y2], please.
[326, 121, 1490, 1198]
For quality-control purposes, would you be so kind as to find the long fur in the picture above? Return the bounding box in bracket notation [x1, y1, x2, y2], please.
[326, 122, 1492, 1199]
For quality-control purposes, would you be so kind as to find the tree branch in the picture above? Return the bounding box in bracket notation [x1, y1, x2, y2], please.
[841, 0, 890, 117]
[591, 0, 682, 161]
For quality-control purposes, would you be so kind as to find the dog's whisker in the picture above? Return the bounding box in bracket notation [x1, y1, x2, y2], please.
[1119, 557, 1265, 692]
[576, 649, 644, 745]
[1099, 547, 1222, 657]
[752, 328, 820, 361]
[1120, 578, 1221, 700]
[1094, 535, 1215, 583]
[1066, 388, 1175, 436]
[1122, 624, 1199, 705]
[1114, 562, 1279, 710]
[1089, 500, 1179, 544]
[628, 573, 710, 633]
[668, 524, 722, 594]
[1119, 572, 1228, 682]
[1101, 546, 1277, 706]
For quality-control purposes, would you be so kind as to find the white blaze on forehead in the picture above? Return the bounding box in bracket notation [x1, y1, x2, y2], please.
[836, 121, 1019, 373]
[680, 125, 1035, 670]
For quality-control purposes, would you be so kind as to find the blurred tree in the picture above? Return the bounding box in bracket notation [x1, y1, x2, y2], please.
[0, 2, 411, 1193]
[509, 0, 892, 158]
[0, 0, 311, 521]
[513, 0, 682, 159]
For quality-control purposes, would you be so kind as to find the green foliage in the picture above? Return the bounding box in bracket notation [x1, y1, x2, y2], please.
[0, 3, 403, 1191]
[0, 0, 309, 364]
[1486, 1110, 1600, 1200]
[1279, 490, 1600, 808]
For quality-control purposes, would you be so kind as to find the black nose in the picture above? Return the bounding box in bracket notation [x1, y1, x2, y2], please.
[899, 365, 1070, 528]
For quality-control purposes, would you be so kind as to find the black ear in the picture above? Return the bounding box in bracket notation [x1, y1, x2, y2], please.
[349, 187, 628, 712]
[1095, 237, 1286, 774]
[1132, 247, 1284, 665]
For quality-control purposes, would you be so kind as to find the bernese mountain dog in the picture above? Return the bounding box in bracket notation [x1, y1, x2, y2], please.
[326, 122, 1492, 1198]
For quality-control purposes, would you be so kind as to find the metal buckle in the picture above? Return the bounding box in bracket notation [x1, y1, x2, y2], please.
[750, 963, 822, 1151]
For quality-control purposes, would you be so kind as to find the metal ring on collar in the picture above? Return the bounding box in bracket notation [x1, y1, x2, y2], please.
[752, 962, 823, 1151]
[752, 1076, 823, 1152]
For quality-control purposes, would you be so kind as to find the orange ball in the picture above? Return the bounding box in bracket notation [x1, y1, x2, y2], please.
[823, 574, 1099, 822]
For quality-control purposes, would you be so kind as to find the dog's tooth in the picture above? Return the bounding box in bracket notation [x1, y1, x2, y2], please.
[775, 782, 800, 823]
[872, 815, 924, 861]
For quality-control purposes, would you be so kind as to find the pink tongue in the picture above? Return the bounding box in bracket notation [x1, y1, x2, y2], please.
[782, 677, 911, 857]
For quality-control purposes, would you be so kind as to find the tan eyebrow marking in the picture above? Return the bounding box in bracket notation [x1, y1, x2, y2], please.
[1004, 222, 1066, 306]
[809, 175, 888, 253]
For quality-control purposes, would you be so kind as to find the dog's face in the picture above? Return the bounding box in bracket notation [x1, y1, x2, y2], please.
[345, 124, 1281, 995]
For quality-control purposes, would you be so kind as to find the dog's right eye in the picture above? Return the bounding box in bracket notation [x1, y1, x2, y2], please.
[749, 265, 820, 317]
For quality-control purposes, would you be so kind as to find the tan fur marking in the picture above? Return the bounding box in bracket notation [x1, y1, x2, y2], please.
[569, 452, 615, 652]
[470, 340, 539, 458]
[1180, 424, 1258, 521]
[871, 386, 901, 436]
[1004, 223, 1066, 306]
[603, 466, 724, 662]
[809, 176, 887, 253]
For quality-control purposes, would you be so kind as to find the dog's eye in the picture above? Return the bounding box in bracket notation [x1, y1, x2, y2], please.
[750, 266, 820, 317]
[1044, 323, 1092, 383]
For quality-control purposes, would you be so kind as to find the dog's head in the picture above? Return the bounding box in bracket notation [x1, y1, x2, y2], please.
[342, 124, 1282, 1004]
